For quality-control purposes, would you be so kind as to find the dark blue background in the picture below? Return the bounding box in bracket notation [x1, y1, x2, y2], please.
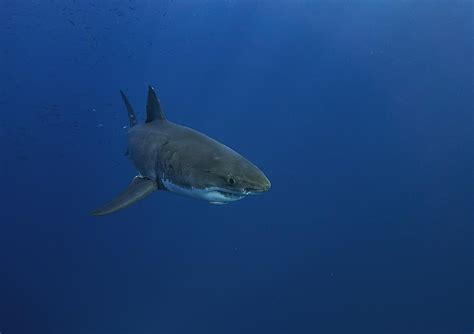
[1, 1, 472, 333]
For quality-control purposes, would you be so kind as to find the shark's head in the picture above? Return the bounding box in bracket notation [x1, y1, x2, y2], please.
[183, 145, 271, 204]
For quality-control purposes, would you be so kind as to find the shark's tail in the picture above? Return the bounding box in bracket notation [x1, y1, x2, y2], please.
[120, 90, 138, 127]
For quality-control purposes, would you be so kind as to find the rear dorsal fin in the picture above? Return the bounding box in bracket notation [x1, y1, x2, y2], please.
[146, 85, 166, 122]
[120, 90, 138, 127]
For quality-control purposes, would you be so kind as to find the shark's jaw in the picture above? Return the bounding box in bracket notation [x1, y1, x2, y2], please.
[161, 179, 247, 204]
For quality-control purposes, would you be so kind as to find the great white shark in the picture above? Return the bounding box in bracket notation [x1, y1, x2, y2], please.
[92, 86, 271, 216]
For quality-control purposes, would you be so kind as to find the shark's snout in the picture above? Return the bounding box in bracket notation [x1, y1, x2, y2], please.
[246, 173, 271, 194]
[262, 177, 271, 192]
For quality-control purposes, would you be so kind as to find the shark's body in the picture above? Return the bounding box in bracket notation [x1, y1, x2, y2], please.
[92, 86, 271, 216]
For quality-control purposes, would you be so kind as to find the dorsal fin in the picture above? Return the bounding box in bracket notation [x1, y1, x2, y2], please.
[120, 90, 138, 127]
[146, 85, 166, 122]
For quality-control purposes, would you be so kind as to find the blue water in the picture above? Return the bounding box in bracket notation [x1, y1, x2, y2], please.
[1, 1, 472, 333]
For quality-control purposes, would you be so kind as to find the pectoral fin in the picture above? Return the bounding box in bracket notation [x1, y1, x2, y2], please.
[91, 176, 157, 216]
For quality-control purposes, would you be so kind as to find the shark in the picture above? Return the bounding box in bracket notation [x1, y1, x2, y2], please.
[91, 86, 271, 216]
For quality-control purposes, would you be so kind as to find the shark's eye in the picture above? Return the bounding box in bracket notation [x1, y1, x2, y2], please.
[227, 177, 236, 185]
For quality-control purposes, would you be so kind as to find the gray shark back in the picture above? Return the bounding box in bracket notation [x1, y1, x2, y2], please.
[128, 120, 249, 188]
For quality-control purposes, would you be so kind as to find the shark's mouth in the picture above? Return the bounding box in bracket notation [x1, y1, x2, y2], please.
[215, 189, 247, 200]
[214, 187, 267, 199]
[162, 179, 248, 203]
[206, 189, 247, 205]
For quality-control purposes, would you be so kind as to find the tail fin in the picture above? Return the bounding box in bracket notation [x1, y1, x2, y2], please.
[120, 90, 138, 127]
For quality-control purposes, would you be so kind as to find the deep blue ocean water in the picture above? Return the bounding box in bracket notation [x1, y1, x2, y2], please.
[1, 1, 472, 333]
